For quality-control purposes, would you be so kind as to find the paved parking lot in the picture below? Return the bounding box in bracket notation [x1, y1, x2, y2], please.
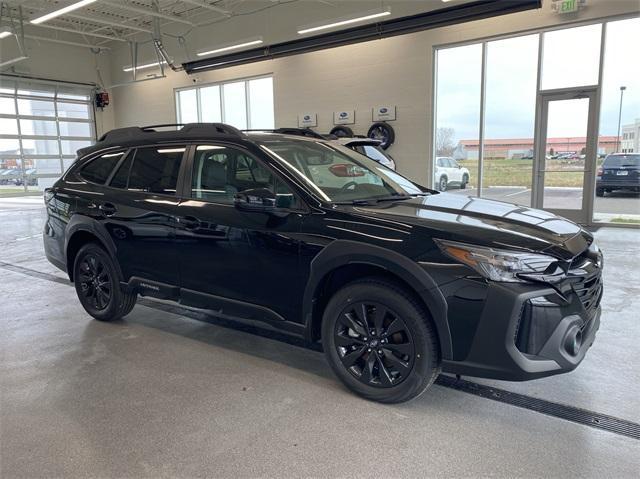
[448, 186, 640, 218]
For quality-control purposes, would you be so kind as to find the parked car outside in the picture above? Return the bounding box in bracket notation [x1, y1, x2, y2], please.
[44, 124, 602, 404]
[596, 153, 640, 196]
[434, 156, 470, 191]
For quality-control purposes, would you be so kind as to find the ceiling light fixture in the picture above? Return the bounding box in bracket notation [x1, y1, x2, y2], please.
[31, 0, 97, 25]
[196, 38, 263, 57]
[0, 27, 13, 39]
[297, 8, 391, 35]
[0, 56, 28, 68]
[122, 60, 167, 72]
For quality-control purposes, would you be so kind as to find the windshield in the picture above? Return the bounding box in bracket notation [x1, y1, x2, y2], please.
[257, 137, 424, 202]
[603, 154, 640, 168]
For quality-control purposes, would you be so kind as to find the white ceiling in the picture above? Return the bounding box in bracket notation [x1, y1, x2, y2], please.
[1, 1, 470, 51]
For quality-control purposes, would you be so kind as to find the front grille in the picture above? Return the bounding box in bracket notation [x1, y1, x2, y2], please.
[568, 262, 603, 318]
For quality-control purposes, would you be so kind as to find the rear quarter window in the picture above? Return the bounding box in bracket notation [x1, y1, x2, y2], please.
[79, 151, 126, 184]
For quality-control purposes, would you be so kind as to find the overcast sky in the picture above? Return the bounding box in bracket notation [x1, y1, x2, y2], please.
[436, 18, 640, 142]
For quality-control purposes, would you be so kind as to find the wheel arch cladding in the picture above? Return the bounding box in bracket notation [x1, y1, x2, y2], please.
[304, 240, 452, 359]
[65, 217, 120, 282]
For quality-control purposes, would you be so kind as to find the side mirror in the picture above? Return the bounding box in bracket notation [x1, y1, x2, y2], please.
[234, 188, 276, 212]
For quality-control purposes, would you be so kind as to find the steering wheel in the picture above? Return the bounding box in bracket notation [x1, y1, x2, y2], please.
[340, 181, 359, 192]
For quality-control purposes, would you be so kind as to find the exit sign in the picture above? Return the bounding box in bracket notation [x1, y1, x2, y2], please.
[559, 0, 578, 13]
[553, 0, 583, 14]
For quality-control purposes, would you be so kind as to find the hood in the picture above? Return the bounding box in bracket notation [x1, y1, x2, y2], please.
[345, 193, 592, 260]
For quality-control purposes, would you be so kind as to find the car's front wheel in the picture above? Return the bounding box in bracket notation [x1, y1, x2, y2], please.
[322, 277, 440, 403]
[438, 176, 448, 191]
[73, 243, 137, 322]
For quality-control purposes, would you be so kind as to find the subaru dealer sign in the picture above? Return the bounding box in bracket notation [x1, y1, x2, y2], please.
[333, 110, 354, 125]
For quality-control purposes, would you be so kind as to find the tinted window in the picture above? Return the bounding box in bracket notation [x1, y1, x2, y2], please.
[110, 153, 133, 189]
[604, 154, 640, 168]
[127, 146, 185, 195]
[79, 151, 125, 184]
[191, 145, 298, 207]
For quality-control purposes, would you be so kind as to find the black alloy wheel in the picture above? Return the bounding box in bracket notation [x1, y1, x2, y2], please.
[367, 122, 395, 150]
[322, 277, 440, 403]
[334, 301, 415, 388]
[330, 125, 354, 138]
[73, 243, 137, 321]
[77, 254, 112, 311]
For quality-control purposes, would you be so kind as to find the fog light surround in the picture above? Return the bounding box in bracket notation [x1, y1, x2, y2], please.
[564, 325, 583, 356]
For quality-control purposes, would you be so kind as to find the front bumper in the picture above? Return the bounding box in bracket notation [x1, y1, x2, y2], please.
[441, 277, 602, 382]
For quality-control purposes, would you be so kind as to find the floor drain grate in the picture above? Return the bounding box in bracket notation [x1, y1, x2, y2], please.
[435, 375, 640, 440]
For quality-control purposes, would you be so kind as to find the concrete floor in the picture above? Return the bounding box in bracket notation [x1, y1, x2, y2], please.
[1, 197, 639, 478]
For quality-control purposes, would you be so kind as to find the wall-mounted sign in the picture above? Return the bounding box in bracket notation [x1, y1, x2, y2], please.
[372, 105, 396, 122]
[551, 0, 585, 14]
[333, 110, 355, 125]
[298, 113, 317, 127]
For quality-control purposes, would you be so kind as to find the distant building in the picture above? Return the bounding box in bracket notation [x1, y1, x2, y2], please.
[621, 119, 640, 153]
[454, 136, 620, 160]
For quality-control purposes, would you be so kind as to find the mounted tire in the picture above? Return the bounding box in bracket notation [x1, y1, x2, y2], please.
[461, 174, 469, 189]
[73, 243, 137, 322]
[367, 122, 395, 150]
[330, 126, 354, 138]
[438, 175, 448, 192]
[321, 277, 440, 404]
[596, 187, 604, 197]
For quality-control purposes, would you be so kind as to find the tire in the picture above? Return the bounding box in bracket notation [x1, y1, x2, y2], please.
[438, 176, 448, 192]
[460, 174, 469, 189]
[596, 188, 604, 197]
[367, 122, 395, 150]
[73, 243, 137, 322]
[330, 126, 354, 138]
[321, 277, 440, 404]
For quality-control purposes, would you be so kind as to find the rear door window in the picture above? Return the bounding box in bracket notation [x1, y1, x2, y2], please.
[79, 151, 126, 184]
[604, 154, 640, 168]
[125, 146, 186, 195]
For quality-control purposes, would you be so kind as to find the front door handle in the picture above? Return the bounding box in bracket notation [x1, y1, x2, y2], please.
[178, 215, 200, 230]
[99, 202, 117, 217]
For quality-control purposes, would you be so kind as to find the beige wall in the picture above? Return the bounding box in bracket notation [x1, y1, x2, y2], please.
[109, 0, 639, 185]
[1, 39, 115, 136]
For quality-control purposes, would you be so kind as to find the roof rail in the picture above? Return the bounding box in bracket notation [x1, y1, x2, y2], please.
[243, 127, 326, 139]
[97, 122, 245, 144]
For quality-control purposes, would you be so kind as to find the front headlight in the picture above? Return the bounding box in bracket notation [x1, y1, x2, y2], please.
[434, 239, 559, 282]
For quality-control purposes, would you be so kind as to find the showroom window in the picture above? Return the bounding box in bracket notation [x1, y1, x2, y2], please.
[433, 16, 639, 224]
[175, 76, 274, 130]
[0, 80, 95, 196]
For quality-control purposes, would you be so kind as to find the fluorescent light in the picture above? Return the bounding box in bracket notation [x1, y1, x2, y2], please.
[297, 8, 391, 35]
[0, 27, 13, 39]
[31, 0, 97, 25]
[123, 61, 167, 72]
[157, 148, 186, 153]
[196, 39, 263, 57]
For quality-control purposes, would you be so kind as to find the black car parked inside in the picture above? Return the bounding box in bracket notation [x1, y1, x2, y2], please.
[596, 153, 640, 196]
[44, 123, 603, 403]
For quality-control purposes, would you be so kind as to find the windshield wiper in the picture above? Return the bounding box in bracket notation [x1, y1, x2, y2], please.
[336, 194, 425, 205]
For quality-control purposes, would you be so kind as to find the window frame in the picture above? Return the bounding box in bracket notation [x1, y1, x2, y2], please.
[103, 143, 189, 198]
[174, 74, 274, 130]
[183, 142, 307, 212]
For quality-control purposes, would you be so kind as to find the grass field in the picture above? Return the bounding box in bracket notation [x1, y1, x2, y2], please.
[456, 158, 603, 188]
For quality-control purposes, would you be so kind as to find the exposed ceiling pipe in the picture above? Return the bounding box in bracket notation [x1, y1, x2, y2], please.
[151, 0, 183, 73]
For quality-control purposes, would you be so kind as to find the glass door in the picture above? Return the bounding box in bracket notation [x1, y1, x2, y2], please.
[533, 88, 598, 224]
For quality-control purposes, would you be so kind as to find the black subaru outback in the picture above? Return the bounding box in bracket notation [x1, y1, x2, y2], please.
[44, 123, 603, 403]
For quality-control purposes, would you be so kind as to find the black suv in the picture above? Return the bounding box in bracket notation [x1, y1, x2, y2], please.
[44, 123, 603, 403]
[596, 153, 640, 196]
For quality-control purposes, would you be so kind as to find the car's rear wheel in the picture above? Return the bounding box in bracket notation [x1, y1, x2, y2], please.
[596, 187, 605, 197]
[73, 243, 137, 321]
[461, 174, 469, 189]
[439, 176, 448, 191]
[322, 277, 440, 403]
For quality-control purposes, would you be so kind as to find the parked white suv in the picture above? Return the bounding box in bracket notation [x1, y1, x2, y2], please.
[435, 157, 470, 191]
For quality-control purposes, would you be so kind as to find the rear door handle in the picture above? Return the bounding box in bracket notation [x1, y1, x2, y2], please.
[178, 215, 200, 230]
[99, 202, 117, 217]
